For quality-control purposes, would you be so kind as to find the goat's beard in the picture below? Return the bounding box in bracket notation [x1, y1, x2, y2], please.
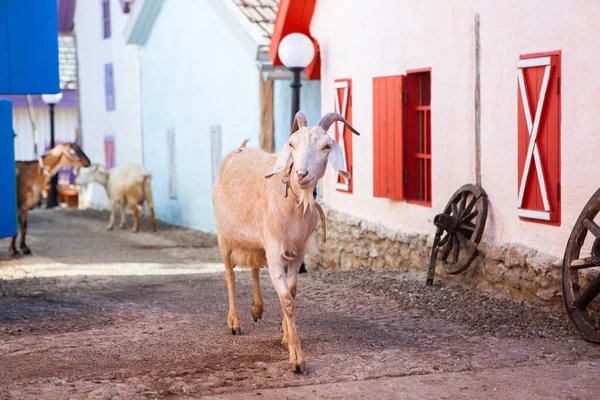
[297, 186, 316, 215]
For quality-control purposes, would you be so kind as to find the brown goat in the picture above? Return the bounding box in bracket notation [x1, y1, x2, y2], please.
[10, 143, 91, 256]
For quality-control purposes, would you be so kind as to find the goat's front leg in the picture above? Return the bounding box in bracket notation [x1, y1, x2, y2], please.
[9, 233, 19, 257]
[251, 267, 264, 322]
[267, 251, 305, 373]
[18, 213, 31, 255]
[119, 203, 127, 229]
[107, 203, 116, 230]
[281, 254, 303, 346]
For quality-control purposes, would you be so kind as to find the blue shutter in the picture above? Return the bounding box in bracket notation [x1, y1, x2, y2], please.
[2, 0, 59, 94]
[0, 100, 16, 238]
[104, 63, 115, 111]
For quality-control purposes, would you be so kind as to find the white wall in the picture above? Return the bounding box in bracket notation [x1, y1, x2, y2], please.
[75, 0, 142, 170]
[140, 0, 260, 233]
[311, 0, 600, 257]
[13, 107, 79, 160]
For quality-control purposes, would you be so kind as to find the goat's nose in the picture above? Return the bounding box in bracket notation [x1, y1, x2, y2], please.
[296, 169, 308, 179]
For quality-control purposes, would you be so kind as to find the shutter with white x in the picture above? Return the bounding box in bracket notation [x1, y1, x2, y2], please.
[517, 53, 561, 223]
[333, 79, 353, 192]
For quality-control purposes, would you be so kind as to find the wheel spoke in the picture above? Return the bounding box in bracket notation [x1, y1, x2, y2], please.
[441, 235, 454, 261]
[462, 220, 475, 229]
[570, 257, 599, 270]
[583, 219, 600, 239]
[438, 233, 451, 247]
[462, 210, 479, 224]
[458, 192, 467, 217]
[574, 273, 600, 310]
[452, 234, 460, 264]
[451, 202, 458, 218]
[456, 232, 472, 253]
[462, 195, 477, 218]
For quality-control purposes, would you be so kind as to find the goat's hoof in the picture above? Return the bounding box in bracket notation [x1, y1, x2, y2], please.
[21, 247, 31, 255]
[291, 362, 306, 374]
[151, 225, 157, 232]
[9, 250, 20, 257]
[106, 226, 114, 231]
[251, 304, 263, 322]
[230, 327, 242, 335]
[119, 225, 126, 230]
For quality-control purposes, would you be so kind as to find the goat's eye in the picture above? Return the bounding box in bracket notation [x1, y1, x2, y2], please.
[322, 144, 332, 151]
[288, 143, 295, 149]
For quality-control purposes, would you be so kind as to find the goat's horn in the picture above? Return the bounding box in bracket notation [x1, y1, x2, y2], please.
[318, 112, 361, 136]
[289, 111, 308, 136]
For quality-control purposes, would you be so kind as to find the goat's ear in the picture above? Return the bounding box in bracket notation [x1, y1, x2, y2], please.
[328, 141, 351, 180]
[265, 146, 292, 178]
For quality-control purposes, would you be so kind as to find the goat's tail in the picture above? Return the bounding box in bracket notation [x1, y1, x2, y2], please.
[238, 138, 250, 149]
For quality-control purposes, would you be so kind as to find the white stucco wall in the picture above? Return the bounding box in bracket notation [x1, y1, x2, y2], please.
[12, 107, 79, 160]
[139, 0, 260, 233]
[75, 0, 143, 171]
[311, 0, 600, 258]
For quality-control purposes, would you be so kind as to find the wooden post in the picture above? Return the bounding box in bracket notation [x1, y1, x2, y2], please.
[259, 72, 275, 153]
[474, 13, 482, 187]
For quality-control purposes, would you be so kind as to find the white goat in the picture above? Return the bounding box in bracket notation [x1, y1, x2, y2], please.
[76, 164, 157, 232]
[212, 111, 360, 372]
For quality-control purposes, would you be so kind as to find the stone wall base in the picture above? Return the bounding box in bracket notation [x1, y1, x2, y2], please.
[306, 206, 566, 308]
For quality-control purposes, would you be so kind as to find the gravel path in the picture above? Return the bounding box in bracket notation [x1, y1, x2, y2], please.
[0, 209, 598, 399]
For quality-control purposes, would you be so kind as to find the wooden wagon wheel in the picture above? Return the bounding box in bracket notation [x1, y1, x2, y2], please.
[563, 188, 600, 343]
[426, 184, 488, 285]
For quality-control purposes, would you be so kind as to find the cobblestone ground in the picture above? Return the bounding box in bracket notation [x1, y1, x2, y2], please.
[0, 209, 598, 399]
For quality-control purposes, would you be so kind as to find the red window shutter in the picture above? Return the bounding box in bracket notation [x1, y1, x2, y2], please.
[517, 52, 561, 224]
[104, 135, 115, 168]
[373, 75, 404, 200]
[333, 78, 353, 193]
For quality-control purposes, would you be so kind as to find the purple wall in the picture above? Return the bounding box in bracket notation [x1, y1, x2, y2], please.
[0, 89, 78, 109]
[58, 0, 76, 33]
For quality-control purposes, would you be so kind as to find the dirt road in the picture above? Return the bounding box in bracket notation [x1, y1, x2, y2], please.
[0, 209, 598, 399]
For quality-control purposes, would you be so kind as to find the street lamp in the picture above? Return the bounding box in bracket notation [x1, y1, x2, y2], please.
[41, 92, 63, 208]
[278, 34, 315, 274]
[278, 33, 315, 128]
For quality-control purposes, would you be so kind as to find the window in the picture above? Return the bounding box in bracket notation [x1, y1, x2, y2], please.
[104, 135, 115, 168]
[405, 70, 432, 205]
[120, 0, 133, 13]
[210, 125, 222, 185]
[372, 70, 431, 205]
[102, 0, 111, 39]
[333, 78, 354, 193]
[167, 129, 176, 199]
[517, 51, 561, 223]
[104, 63, 115, 111]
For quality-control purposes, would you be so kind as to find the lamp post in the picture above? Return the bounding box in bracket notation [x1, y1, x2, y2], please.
[278, 34, 315, 274]
[41, 92, 63, 208]
[277, 33, 315, 128]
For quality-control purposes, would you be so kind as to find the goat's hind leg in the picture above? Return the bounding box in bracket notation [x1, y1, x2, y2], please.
[220, 239, 241, 335]
[251, 267, 264, 322]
